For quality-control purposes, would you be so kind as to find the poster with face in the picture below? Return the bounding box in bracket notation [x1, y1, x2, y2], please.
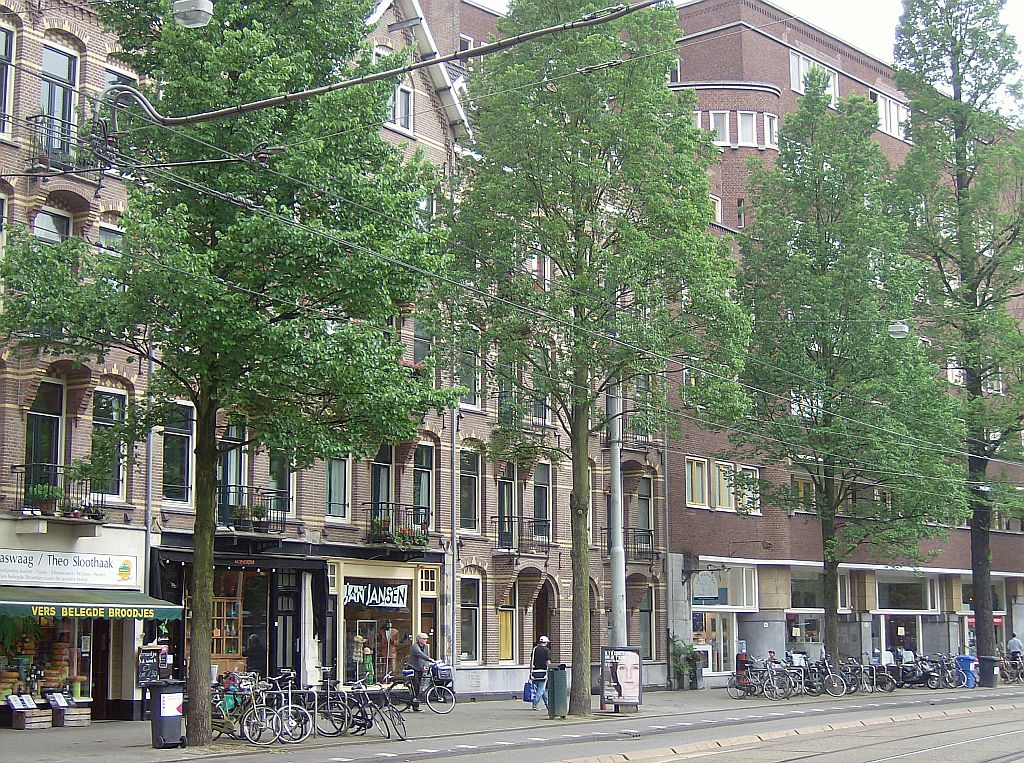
[601, 646, 642, 706]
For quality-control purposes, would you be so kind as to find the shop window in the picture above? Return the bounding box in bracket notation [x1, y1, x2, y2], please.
[686, 457, 709, 507]
[791, 571, 825, 608]
[162, 403, 193, 502]
[327, 455, 350, 519]
[533, 462, 551, 539]
[639, 587, 654, 660]
[691, 565, 756, 608]
[268, 450, 292, 513]
[961, 580, 1006, 613]
[459, 450, 480, 531]
[498, 586, 516, 661]
[877, 578, 933, 610]
[692, 611, 734, 673]
[460, 577, 481, 662]
[91, 390, 126, 497]
[412, 443, 433, 525]
[343, 575, 414, 683]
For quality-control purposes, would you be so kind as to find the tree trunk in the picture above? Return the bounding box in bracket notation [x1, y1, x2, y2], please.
[567, 400, 592, 715]
[185, 393, 219, 746]
[820, 466, 840, 662]
[969, 455, 995, 686]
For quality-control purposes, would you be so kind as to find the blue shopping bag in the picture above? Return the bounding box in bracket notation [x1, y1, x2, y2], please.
[522, 680, 536, 703]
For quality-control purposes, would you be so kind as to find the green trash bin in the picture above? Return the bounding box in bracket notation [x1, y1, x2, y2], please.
[547, 663, 568, 719]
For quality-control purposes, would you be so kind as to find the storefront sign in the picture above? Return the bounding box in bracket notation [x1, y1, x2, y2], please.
[692, 571, 720, 600]
[0, 549, 138, 589]
[967, 615, 1005, 627]
[343, 582, 409, 609]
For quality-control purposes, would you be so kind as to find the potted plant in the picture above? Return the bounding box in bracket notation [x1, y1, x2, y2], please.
[231, 503, 253, 532]
[670, 634, 703, 690]
[251, 501, 269, 533]
[26, 483, 64, 516]
[58, 500, 84, 519]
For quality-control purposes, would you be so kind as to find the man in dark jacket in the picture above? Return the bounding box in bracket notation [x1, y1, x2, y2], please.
[409, 632, 435, 711]
[531, 635, 552, 710]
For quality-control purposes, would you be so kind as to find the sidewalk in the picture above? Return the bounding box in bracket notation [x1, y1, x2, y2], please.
[1, 685, 1011, 763]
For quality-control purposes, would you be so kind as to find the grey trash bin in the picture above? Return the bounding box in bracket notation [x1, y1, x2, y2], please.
[977, 655, 999, 688]
[547, 664, 568, 719]
[148, 679, 187, 749]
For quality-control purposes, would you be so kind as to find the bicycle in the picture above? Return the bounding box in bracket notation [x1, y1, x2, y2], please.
[298, 666, 350, 737]
[343, 679, 397, 739]
[387, 661, 456, 714]
[265, 669, 313, 744]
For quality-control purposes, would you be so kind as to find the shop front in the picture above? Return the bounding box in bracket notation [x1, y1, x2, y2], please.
[691, 563, 757, 678]
[330, 560, 440, 684]
[960, 578, 1007, 655]
[871, 573, 941, 659]
[152, 545, 326, 684]
[0, 540, 181, 721]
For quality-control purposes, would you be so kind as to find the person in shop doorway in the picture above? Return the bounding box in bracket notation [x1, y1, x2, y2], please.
[244, 633, 266, 677]
[1007, 633, 1023, 659]
[379, 620, 399, 677]
[530, 635, 552, 711]
[409, 632, 435, 711]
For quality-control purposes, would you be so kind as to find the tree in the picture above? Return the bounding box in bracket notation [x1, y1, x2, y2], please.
[735, 71, 968, 661]
[895, 0, 1024, 684]
[0, 0, 452, 744]
[441, 0, 748, 714]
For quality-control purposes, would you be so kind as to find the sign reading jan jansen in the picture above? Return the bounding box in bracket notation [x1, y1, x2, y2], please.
[0, 548, 139, 589]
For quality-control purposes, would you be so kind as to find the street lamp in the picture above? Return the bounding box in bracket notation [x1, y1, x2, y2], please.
[887, 320, 911, 340]
[172, 0, 213, 28]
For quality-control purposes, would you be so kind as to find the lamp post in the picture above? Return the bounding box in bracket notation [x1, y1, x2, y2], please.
[887, 320, 911, 340]
[172, 0, 213, 28]
[608, 383, 627, 648]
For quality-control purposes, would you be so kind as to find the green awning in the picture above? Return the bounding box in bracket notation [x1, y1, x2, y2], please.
[0, 586, 183, 620]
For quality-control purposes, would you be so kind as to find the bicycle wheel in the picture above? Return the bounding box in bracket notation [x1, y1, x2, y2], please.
[425, 685, 456, 714]
[727, 675, 746, 699]
[242, 706, 280, 746]
[762, 677, 784, 701]
[385, 706, 407, 741]
[277, 705, 313, 744]
[877, 673, 897, 693]
[369, 706, 391, 739]
[823, 675, 847, 697]
[316, 695, 350, 737]
[387, 681, 414, 711]
[211, 703, 227, 740]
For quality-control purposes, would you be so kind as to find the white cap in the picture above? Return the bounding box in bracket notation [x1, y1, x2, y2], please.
[539, 635, 550, 643]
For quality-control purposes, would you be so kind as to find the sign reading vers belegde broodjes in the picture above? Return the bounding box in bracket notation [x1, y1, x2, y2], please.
[0, 548, 139, 588]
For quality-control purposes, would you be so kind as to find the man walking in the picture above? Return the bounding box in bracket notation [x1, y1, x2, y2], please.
[530, 635, 552, 711]
[1007, 633, 1023, 659]
[409, 632, 435, 712]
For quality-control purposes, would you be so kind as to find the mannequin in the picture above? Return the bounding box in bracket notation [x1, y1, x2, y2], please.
[378, 620, 399, 677]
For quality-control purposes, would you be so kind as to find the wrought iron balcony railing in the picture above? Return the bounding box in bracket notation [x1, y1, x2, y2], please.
[364, 502, 431, 548]
[600, 527, 656, 562]
[27, 114, 81, 171]
[11, 463, 111, 520]
[217, 484, 288, 533]
[494, 515, 552, 554]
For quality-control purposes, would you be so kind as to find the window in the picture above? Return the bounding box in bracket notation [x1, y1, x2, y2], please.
[533, 462, 551, 539]
[0, 27, 13, 136]
[497, 462, 516, 543]
[104, 67, 137, 89]
[737, 465, 760, 513]
[390, 86, 412, 131]
[370, 444, 393, 511]
[25, 381, 64, 474]
[668, 58, 681, 84]
[636, 476, 652, 531]
[984, 366, 1005, 396]
[632, 374, 650, 441]
[870, 91, 909, 141]
[98, 226, 123, 251]
[459, 450, 480, 531]
[40, 45, 77, 162]
[420, 567, 438, 595]
[790, 390, 822, 419]
[326, 455, 350, 519]
[459, 35, 474, 52]
[685, 457, 709, 507]
[736, 198, 746, 229]
[737, 111, 756, 146]
[711, 461, 735, 511]
[412, 443, 433, 525]
[691, 564, 757, 608]
[710, 111, 729, 145]
[268, 450, 292, 513]
[531, 250, 550, 290]
[710, 195, 722, 224]
[639, 587, 654, 660]
[792, 474, 815, 511]
[789, 50, 838, 105]
[498, 586, 516, 661]
[92, 390, 126, 497]
[162, 404, 193, 502]
[459, 577, 481, 662]
[764, 113, 779, 149]
[946, 357, 966, 386]
[216, 422, 245, 520]
[33, 209, 70, 243]
[692, 110, 701, 129]
[459, 350, 479, 406]
[413, 319, 432, 365]
[877, 578, 934, 611]
[496, 367, 517, 427]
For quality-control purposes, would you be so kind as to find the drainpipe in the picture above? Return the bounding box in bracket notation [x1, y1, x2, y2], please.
[661, 421, 671, 684]
[448, 324, 459, 665]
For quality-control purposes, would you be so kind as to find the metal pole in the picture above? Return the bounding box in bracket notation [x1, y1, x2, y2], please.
[143, 342, 154, 595]
[608, 382, 626, 647]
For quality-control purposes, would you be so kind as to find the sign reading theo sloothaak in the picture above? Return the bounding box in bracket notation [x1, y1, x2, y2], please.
[0, 548, 139, 588]
[343, 582, 409, 609]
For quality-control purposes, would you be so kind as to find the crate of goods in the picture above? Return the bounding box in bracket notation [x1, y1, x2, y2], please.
[13, 708, 52, 730]
[54, 706, 91, 727]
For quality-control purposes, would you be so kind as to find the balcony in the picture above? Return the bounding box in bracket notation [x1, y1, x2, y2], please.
[27, 114, 81, 171]
[216, 485, 288, 534]
[364, 503, 431, 549]
[10, 464, 112, 534]
[494, 515, 551, 555]
[601, 527, 656, 563]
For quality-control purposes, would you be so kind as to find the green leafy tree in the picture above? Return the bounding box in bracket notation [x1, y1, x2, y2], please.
[895, 0, 1024, 680]
[441, 0, 748, 714]
[0, 0, 452, 744]
[735, 71, 968, 660]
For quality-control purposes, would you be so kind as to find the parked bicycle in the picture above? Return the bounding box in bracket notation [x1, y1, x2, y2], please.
[386, 661, 456, 714]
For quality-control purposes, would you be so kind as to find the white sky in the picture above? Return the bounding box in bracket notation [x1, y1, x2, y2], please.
[473, 0, 1024, 66]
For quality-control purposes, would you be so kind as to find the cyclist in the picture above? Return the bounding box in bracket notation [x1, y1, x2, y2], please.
[409, 632, 435, 712]
[1007, 633, 1023, 659]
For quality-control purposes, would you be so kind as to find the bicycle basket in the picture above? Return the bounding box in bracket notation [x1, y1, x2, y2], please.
[431, 664, 453, 684]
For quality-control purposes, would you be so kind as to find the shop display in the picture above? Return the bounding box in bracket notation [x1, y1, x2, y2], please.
[0, 616, 92, 705]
